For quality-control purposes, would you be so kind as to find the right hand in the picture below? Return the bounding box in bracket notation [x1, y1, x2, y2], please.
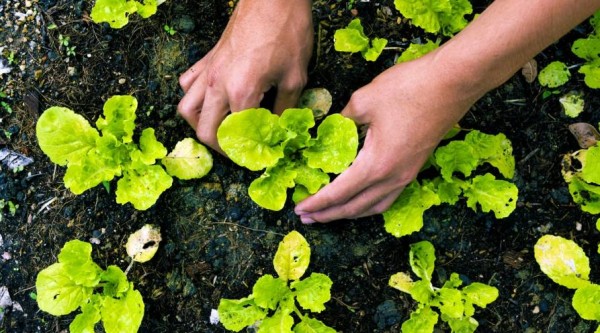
[177, 0, 314, 153]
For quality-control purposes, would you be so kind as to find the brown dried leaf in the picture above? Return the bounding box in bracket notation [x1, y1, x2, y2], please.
[568, 122, 600, 149]
[521, 59, 538, 83]
[298, 88, 332, 120]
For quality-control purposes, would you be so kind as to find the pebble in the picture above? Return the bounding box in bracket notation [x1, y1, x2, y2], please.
[118, 78, 126, 84]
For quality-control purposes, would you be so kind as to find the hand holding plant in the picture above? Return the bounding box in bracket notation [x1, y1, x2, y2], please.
[177, 0, 313, 152]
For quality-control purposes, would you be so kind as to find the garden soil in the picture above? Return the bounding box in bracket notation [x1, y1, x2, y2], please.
[1, 0, 600, 332]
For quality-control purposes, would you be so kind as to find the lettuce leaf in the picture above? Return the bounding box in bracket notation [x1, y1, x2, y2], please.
[396, 40, 440, 63]
[218, 108, 286, 171]
[463, 173, 518, 219]
[538, 61, 570, 88]
[394, 0, 472, 36]
[273, 231, 311, 281]
[115, 165, 173, 210]
[383, 181, 441, 237]
[101, 286, 144, 333]
[291, 273, 333, 313]
[36, 107, 99, 166]
[304, 114, 358, 174]
[534, 235, 591, 289]
[96, 95, 137, 143]
[162, 138, 213, 180]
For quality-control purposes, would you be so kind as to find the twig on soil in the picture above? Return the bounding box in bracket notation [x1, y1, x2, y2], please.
[36, 197, 57, 215]
[518, 148, 540, 165]
[208, 221, 285, 236]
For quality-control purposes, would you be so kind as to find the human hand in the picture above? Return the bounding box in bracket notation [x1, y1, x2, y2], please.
[178, 0, 313, 152]
[294, 54, 483, 223]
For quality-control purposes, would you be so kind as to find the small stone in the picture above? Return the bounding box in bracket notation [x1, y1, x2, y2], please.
[532, 305, 540, 314]
[67, 66, 76, 76]
[118, 78, 126, 84]
[576, 222, 582, 231]
[2, 252, 11, 261]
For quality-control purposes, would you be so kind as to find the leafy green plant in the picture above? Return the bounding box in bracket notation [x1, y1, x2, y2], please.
[535, 235, 600, 332]
[562, 128, 600, 214]
[217, 108, 358, 210]
[334, 18, 388, 61]
[389, 240, 498, 333]
[559, 91, 585, 118]
[394, 0, 473, 36]
[0, 199, 18, 222]
[90, 0, 161, 29]
[538, 61, 571, 88]
[0, 91, 12, 114]
[383, 130, 518, 237]
[396, 39, 440, 64]
[36, 95, 213, 210]
[217, 230, 336, 332]
[571, 11, 600, 88]
[35, 225, 161, 333]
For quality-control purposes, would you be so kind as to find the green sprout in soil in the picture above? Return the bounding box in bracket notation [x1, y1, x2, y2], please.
[217, 230, 336, 332]
[217, 108, 358, 211]
[36, 95, 213, 210]
[383, 129, 518, 238]
[334, 18, 388, 61]
[35, 224, 162, 333]
[389, 240, 498, 333]
[535, 235, 600, 332]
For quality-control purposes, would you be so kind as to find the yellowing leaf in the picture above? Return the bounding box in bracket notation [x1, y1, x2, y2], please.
[534, 235, 591, 289]
[125, 224, 162, 263]
[273, 231, 310, 281]
[162, 138, 213, 180]
[389, 272, 415, 294]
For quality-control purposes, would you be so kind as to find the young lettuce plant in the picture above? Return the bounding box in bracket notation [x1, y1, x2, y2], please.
[217, 230, 336, 332]
[383, 130, 518, 237]
[562, 127, 600, 215]
[534, 235, 600, 332]
[334, 18, 388, 61]
[36, 95, 212, 210]
[35, 224, 161, 333]
[394, 0, 473, 36]
[90, 0, 165, 29]
[389, 240, 498, 333]
[217, 108, 358, 211]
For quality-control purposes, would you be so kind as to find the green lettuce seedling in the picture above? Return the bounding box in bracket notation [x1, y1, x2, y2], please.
[36, 95, 212, 210]
[217, 108, 358, 211]
[217, 231, 336, 332]
[90, 0, 162, 29]
[535, 235, 600, 332]
[562, 129, 600, 214]
[35, 225, 160, 333]
[396, 39, 440, 64]
[383, 130, 518, 237]
[571, 12, 600, 89]
[394, 0, 473, 36]
[389, 240, 498, 333]
[334, 18, 388, 61]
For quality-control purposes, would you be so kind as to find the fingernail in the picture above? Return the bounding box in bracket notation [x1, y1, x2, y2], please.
[300, 216, 316, 225]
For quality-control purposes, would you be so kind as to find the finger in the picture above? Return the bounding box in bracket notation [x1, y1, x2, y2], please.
[299, 185, 403, 223]
[340, 88, 373, 126]
[273, 78, 305, 114]
[177, 76, 207, 131]
[228, 87, 263, 113]
[196, 88, 229, 153]
[294, 150, 374, 214]
[179, 55, 210, 92]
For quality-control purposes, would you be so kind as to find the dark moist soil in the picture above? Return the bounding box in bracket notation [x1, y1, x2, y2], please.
[1, 0, 600, 332]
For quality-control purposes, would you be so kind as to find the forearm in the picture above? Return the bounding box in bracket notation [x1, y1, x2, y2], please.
[435, 0, 600, 100]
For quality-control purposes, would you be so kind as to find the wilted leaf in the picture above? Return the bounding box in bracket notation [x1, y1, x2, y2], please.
[559, 91, 585, 118]
[125, 224, 162, 263]
[521, 59, 538, 83]
[568, 122, 600, 149]
[298, 88, 332, 120]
